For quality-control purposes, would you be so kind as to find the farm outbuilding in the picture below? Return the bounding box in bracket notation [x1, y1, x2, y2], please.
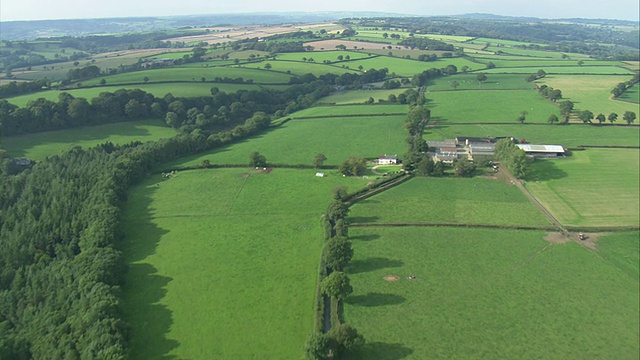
[516, 144, 566, 158]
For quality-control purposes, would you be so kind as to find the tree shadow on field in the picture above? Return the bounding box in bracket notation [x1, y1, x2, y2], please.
[353, 342, 414, 360]
[119, 180, 179, 359]
[350, 234, 381, 242]
[348, 216, 380, 224]
[525, 158, 568, 182]
[345, 293, 406, 307]
[348, 257, 403, 274]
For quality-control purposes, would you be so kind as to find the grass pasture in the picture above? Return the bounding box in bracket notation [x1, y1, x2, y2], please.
[525, 149, 640, 227]
[425, 123, 640, 148]
[166, 115, 408, 168]
[427, 73, 534, 91]
[290, 104, 409, 118]
[344, 226, 639, 360]
[317, 90, 412, 105]
[121, 168, 369, 359]
[348, 177, 552, 227]
[1, 119, 177, 159]
[483, 66, 634, 75]
[345, 56, 483, 76]
[477, 59, 626, 68]
[618, 82, 640, 103]
[275, 50, 373, 63]
[425, 89, 561, 123]
[535, 75, 640, 117]
[244, 60, 358, 76]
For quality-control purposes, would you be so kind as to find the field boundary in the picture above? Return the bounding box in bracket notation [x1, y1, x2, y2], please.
[348, 222, 557, 231]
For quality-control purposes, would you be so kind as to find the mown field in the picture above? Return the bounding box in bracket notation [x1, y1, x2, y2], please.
[425, 89, 562, 123]
[167, 114, 408, 167]
[483, 66, 634, 75]
[345, 56, 483, 76]
[617, 82, 640, 103]
[348, 177, 552, 227]
[121, 168, 369, 359]
[524, 149, 640, 227]
[427, 73, 534, 91]
[290, 104, 408, 118]
[425, 123, 640, 148]
[317, 90, 411, 105]
[1, 119, 177, 159]
[344, 226, 639, 360]
[535, 75, 640, 117]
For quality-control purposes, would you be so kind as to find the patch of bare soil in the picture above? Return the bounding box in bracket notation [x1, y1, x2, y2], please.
[544, 232, 571, 244]
[544, 232, 602, 250]
[383, 275, 400, 282]
[242, 173, 251, 179]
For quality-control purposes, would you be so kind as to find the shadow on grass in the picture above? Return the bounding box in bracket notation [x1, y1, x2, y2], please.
[350, 234, 381, 242]
[353, 342, 414, 360]
[120, 180, 179, 359]
[345, 293, 406, 307]
[525, 159, 568, 182]
[348, 257, 403, 274]
[348, 216, 380, 224]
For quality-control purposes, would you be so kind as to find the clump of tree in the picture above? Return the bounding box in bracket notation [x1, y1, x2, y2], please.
[402, 105, 431, 170]
[322, 236, 354, 272]
[321, 271, 353, 300]
[304, 324, 365, 360]
[415, 157, 445, 177]
[493, 138, 529, 179]
[623, 111, 636, 125]
[577, 110, 594, 123]
[537, 84, 563, 102]
[610, 74, 639, 98]
[453, 157, 476, 177]
[525, 69, 547, 82]
[558, 100, 574, 122]
[249, 151, 267, 167]
[338, 157, 367, 176]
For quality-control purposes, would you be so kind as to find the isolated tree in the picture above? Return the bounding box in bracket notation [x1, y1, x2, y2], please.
[461, 65, 469, 73]
[321, 271, 353, 300]
[450, 80, 460, 90]
[547, 114, 559, 124]
[322, 236, 354, 272]
[143, 76, 149, 84]
[623, 111, 636, 125]
[337, 55, 344, 61]
[536, 69, 547, 78]
[264, 63, 272, 70]
[608, 112, 618, 124]
[577, 60, 584, 66]
[476, 73, 487, 84]
[578, 110, 594, 123]
[517, 110, 528, 124]
[249, 151, 267, 167]
[99, 78, 107, 86]
[595, 113, 606, 124]
[314, 153, 327, 168]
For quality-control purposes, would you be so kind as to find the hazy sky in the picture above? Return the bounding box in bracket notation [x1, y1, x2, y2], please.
[1, 0, 639, 22]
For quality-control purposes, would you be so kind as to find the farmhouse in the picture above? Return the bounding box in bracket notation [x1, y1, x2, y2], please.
[377, 154, 398, 165]
[516, 144, 566, 158]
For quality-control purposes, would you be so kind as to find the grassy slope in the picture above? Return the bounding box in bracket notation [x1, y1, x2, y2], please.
[346, 57, 483, 76]
[427, 73, 535, 91]
[120, 168, 369, 359]
[617, 82, 640, 104]
[524, 149, 640, 227]
[317, 90, 411, 105]
[344, 226, 639, 360]
[1, 119, 177, 159]
[483, 66, 634, 75]
[348, 177, 552, 227]
[425, 123, 640, 148]
[290, 104, 409, 117]
[425, 89, 561, 123]
[166, 115, 408, 167]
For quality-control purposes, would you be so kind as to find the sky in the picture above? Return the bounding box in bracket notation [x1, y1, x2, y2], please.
[1, 0, 639, 22]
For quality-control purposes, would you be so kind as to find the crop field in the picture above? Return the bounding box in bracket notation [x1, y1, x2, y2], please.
[349, 177, 552, 227]
[535, 75, 640, 116]
[427, 73, 534, 91]
[344, 226, 639, 360]
[617, 82, 640, 103]
[1, 119, 177, 159]
[243, 60, 358, 76]
[483, 66, 634, 75]
[317, 90, 412, 105]
[346, 56, 483, 76]
[524, 149, 640, 227]
[167, 115, 408, 168]
[275, 51, 373, 63]
[5, 83, 265, 107]
[83, 66, 293, 86]
[120, 168, 369, 359]
[290, 104, 408, 118]
[426, 123, 640, 148]
[425, 89, 562, 123]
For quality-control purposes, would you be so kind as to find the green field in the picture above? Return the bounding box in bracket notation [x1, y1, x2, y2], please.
[243, 60, 358, 76]
[121, 168, 369, 359]
[83, 66, 293, 86]
[483, 66, 634, 75]
[536, 75, 640, 117]
[290, 104, 409, 118]
[419, 33, 475, 42]
[344, 226, 639, 359]
[349, 177, 552, 227]
[427, 73, 534, 91]
[317, 90, 413, 105]
[525, 149, 640, 227]
[1, 119, 177, 159]
[485, 46, 591, 59]
[425, 89, 562, 123]
[5, 83, 267, 107]
[275, 51, 373, 63]
[617, 82, 640, 104]
[166, 115, 408, 168]
[346, 56, 484, 76]
[477, 59, 626, 68]
[425, 123, 640, 148]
